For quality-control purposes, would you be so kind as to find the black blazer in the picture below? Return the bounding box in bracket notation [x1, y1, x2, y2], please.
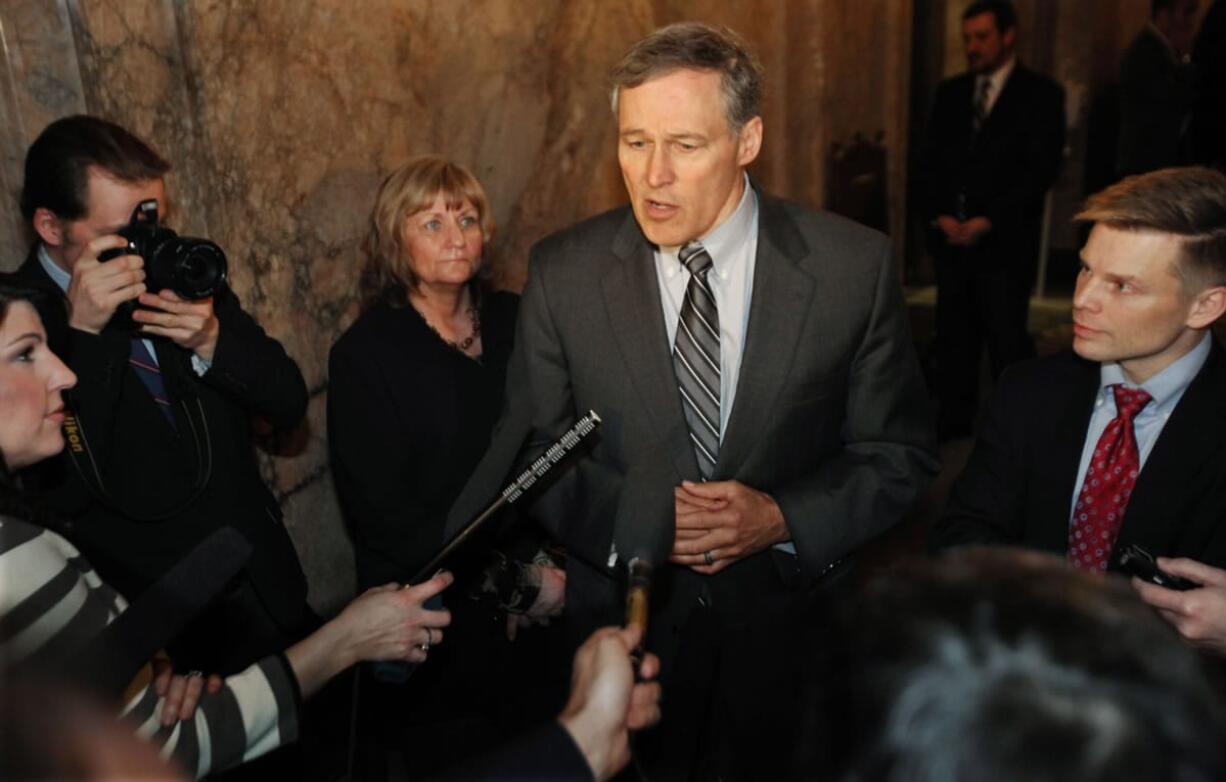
[916, 63, 1065, 275]
[444, 722, 591, 781]
[15, 251, 309, 643]
[932, 342, 1226, 569]
[327, 291, 519, 589]
[1117, 25, 1197, 176]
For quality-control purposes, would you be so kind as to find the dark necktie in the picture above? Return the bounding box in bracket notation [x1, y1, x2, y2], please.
[129, 338, 176, 426]
[672, 241, 721, 479]
[973, 76, 991, 134]
[1068, 385, 1152, 571]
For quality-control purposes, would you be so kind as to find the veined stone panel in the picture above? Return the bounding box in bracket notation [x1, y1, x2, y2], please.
[65, 0, 215, 239]
[0, 0, 87, 269]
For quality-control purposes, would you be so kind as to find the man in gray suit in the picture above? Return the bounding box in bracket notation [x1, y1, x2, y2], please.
[447, 22, 937, 777]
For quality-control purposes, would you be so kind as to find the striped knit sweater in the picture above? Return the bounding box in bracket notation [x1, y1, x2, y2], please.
[0, 516, 299, 777]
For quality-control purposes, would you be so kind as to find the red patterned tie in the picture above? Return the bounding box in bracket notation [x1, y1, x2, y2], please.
[1068, 385, 1152, 571]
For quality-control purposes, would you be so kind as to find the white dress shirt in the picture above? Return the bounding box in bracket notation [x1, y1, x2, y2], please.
[975, 56, 1016, 118]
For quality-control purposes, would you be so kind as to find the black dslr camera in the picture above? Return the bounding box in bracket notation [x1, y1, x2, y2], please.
[98, 199, 228, 302]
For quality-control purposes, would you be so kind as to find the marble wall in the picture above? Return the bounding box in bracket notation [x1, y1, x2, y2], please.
[0, 0, 912, 611]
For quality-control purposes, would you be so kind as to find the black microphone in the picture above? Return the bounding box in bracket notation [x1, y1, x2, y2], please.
[412, 411, 602, 583]
[613, 458, 675, 655]
[62, 527, 252, 698]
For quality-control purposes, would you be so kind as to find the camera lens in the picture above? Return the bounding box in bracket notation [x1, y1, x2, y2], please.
[170, 241, 227, 299]
[180, 247, 215, 286]
[147, 237, 227, 300]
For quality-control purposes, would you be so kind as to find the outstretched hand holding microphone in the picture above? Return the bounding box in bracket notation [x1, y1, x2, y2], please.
[557, 460, 674, 782]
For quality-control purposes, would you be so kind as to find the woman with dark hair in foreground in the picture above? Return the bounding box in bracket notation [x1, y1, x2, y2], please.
[0, 275, 661, 781]
[0, 275, 454, 777]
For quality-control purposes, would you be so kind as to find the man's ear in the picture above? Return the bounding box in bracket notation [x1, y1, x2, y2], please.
[1187, 285, 1226, 329]
[32, 207, 65, 247]
[736, 116, 763, 168]
[1002, 26, 1017, 51]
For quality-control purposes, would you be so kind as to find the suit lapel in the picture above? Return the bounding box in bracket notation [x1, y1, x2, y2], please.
[716, 194, 815, 476]
[599, 212, 695, 482]
[1032, 358, 1099, 554]
[979, 65, 1027, 137]
[597, 194, 818, 481]
[1120, 343, 1226, 548]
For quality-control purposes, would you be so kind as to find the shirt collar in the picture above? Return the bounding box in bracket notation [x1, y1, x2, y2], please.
[658, 172, 758, 276]
[978, 56, 1016, 97]
[37, 244, 72, 293]
[1098, 332, 1212, 413]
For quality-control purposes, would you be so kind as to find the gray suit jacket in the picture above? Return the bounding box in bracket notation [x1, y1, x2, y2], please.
[446, 188, 936, 622]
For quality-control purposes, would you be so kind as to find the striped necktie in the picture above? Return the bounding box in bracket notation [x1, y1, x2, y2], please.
[129, 339, 176, 426]
[672, 241, 721, 479]
[973, 75, 991, 134]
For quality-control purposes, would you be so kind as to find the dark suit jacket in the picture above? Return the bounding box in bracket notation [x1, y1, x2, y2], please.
[447, 187, 936, 687]
[328, 292, 519, 589]
[443, 722, 592, 781]
[15, 251, 309, 659]
[1190, 1, 1226, 168]
[932, 343, 1226, 569]
[917, 63, 1065, 279]
[1118, 25, 1197, 176]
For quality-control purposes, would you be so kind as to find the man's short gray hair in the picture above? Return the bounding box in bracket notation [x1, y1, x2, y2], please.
[609, 22, 764, 132]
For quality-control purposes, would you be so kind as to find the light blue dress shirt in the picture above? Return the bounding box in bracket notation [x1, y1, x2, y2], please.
[1069, 333, 1212, 522]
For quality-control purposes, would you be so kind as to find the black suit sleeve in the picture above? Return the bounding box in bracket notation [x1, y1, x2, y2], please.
[929, 367, 1029, 550]
[201, 284, 308, 430]
[442, 721, 594, 781]
[327, 338, 437, 578]
[915, 80, 962, 222]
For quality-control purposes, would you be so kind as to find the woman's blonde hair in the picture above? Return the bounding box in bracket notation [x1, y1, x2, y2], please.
[360, 156, 494, 308]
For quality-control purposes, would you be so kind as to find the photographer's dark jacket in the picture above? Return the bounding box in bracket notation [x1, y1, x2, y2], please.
[17, 249, 310, 670]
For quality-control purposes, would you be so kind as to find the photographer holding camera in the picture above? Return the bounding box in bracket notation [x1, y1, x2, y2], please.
[14, 115, 313, 675]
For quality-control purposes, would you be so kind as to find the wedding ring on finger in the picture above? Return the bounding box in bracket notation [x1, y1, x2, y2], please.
[703, 551, 714, 566]
[417, 627, 434, 653]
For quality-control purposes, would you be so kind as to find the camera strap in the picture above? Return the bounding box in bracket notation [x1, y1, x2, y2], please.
[60, 395, 214, 523]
